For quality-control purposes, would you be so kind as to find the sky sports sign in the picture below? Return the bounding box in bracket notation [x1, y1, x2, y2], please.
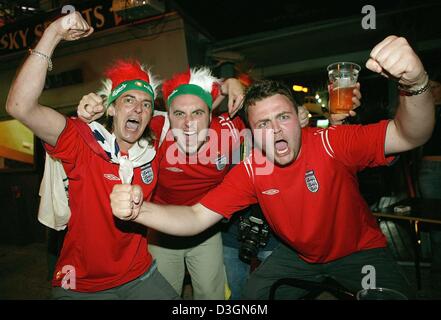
[0, 0, 148, 57]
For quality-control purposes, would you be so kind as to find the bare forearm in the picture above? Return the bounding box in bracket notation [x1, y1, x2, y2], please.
[134, 202, 222, 236]
[366, 36, 437, 155]
[386, 84, 435, 155]
[6, 26, 61, 118]
[394, 90, 435, 145]
[5, 11, 96, 146]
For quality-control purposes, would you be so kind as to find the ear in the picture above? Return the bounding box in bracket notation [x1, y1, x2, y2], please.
[209, 112, 212, 124]
[108, 105, 115, 117]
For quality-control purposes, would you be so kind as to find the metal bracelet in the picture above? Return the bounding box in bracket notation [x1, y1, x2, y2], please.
[398, 73, 430, 96]
[29, 48, 53, 71]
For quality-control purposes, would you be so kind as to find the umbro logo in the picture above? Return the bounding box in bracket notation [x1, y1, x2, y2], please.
[104, 174, 121, 181]
[261, 189, 279, 195]
[165, 167, 184, 173]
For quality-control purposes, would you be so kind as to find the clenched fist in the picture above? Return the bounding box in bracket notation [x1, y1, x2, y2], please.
[110, 184, 144, 221]
[77, 93, 105, 123]
[366, 36, 426, 89]
[50, 11, 94, 41]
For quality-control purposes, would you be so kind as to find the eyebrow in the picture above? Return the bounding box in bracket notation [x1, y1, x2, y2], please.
[172, 107, 206, 113]
[122, 94, 152, 102]
[256, 111, 292, 124]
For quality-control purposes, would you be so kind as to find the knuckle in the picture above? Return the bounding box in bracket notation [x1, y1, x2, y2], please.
[388, 35, 398, 41]
[397, 36, 407, 44]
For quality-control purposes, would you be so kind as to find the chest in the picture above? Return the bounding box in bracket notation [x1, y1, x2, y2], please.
[254, 148, 355, 219]
[73, 153, 158, 200]
[157, 140, 230, 185]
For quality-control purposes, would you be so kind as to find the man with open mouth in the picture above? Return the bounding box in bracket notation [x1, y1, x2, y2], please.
[6, 12, 181, 299]
[78, 66, 247, 299]
[110, 35, 435, 300]
[78, 66, 316, 299]
[147, 67, 246, 299]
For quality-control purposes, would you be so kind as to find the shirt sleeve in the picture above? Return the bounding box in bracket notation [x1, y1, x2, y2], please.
[214, 113, 248, 162]
[326, 120, 395, 170]
[231, 114, 246, 132]
[44, 117, 83, 174]
[199, 161, 258, 219]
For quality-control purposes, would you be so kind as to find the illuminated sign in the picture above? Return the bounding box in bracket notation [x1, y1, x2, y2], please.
[0, 0, 161, 57]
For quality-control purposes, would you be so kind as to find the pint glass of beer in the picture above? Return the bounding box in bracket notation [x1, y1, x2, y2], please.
[327, 62, 361, 114]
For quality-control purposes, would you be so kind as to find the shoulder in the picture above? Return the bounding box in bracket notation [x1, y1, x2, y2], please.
[150, 114, 167, 136]
[304, 126, 341, 159]
[62, 117, 88, 141]
[312, 121, 390, 160]
[241, 149, 273, 182]
[213, 113, 244, 128]
[211, 113, 246, 144]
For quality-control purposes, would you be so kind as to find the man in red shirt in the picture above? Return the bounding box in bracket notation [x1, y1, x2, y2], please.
[79, 65, 322, 299]
[111, 35, 435, 299]
[78, 67, 249, 299]
[147, 67, 246, 299]
[6, 12, 179, 299]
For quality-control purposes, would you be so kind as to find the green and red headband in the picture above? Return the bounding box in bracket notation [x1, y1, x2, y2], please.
[99, 60, 160, 109]
[167, 83, 213, 109]
[107, 79, 155, 107]
[162, 67, 221, 111]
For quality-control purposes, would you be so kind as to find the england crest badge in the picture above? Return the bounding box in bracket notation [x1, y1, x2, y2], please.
[305, 170, 319, 193]
[140, 163, 154, 184]
[215, 154, 227, 171]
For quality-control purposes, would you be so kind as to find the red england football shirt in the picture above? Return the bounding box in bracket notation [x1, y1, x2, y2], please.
[200, 120, 393, 263]
[152, 113, 246, 205]
[45, 118, 158, 292]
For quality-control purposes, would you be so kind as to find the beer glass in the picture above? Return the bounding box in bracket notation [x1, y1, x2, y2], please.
[327, 62, 361, 114]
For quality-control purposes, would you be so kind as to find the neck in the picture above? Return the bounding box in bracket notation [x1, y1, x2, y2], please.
[117, 139, 133, 153]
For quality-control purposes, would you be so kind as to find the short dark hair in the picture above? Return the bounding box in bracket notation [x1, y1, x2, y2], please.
[242, 80, 297, 125]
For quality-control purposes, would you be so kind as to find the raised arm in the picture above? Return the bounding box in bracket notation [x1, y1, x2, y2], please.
[365, 36, 435, 155]
[110, 184, 223, 236]
[6, 12, 93, 146]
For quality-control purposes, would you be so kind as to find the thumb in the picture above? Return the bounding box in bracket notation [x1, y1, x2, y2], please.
[365, 58, 382, 74]
[84, 103, 94, 114]
[131, 185, 143, 205]
[93, 104, 104, 113]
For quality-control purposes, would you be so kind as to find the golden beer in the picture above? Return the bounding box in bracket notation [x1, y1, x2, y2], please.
[329, 86, 355, 114]
[327, 62, 361, 114]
